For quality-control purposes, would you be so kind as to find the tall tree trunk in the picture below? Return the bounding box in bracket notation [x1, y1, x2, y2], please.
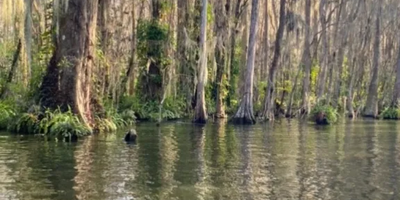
[214, 0, 229, 118]
[261, 0, 286, 121]
[263, 1, 269, 80]
[226, 0, 244, 108]
[391, 37, 400, 107]
[332, 1, 347, 108]
[177, 0, 190, 109]
[316, 0, 328, 101]
[300, 0, 312, 116]
[363, 5, 381, 118]
[239, 3, 249, 97]
[98, 0, 111, 99]
[24, 0, 33, 84]
[39, 0, 99, 128]
[231, 0, 259, 124]
[194, 0, 208, 123]
[0, 39, 22, 99]
[121, 0, 137, 97]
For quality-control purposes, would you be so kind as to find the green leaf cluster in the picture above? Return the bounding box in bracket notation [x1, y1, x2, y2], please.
[310, 103, 339, 125]
[380, 107, 400, 120]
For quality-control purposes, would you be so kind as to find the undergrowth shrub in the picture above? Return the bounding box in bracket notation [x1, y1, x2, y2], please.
[38, 108, 92, 138]
[380, 107, 400, 120]
[8, 113, 39, 134]
[310, 103, 338, 125]
[119, 96, 184, 121]
[8, 107, 91, 139]
[0, 101, 16, 130]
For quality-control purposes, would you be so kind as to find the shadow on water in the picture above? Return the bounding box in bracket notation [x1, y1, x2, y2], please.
[0, 119, 400, 200]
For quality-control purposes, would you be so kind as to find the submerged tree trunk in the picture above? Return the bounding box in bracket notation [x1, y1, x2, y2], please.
[261, 0, 286, 121]
[39, 0, 99, 128]
[231, 0, 259, 124]
[363, 5, 381, 118]
[194, 0, 208, 123]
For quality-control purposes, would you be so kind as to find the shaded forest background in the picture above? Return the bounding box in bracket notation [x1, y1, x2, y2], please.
[0, 0, 400, 137]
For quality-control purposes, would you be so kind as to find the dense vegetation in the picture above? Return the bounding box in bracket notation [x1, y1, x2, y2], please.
[0, 0, 400, 138]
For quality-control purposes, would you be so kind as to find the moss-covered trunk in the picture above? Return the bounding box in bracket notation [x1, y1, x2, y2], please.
[214, 0, 229, 118]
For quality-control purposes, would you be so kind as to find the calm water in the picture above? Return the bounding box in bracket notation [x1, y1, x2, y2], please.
[0, 120, 400, 200]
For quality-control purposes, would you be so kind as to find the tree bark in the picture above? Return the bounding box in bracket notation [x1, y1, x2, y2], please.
[262, 0, 269, 80]
[391, 37, 400, 107]
[0, 39, 22, 99]
[24, 0, 33, 84]
[214, 0, 229, 118]
[261, 0, 286, 121]
[363, 5, 381, 118]
[227, 0, 244, 108]
[231, 0, 259, 124]
[316, 0, 328, 101]
[298, 0, 312, 116]
[332, 1, 347, 108]
[121, 0, 137, 97]
[39, 0, 99, 128]
[194, 0, 208, 123]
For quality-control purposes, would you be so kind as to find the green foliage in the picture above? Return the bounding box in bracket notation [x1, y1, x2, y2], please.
[0, 101, 16, 130]
[310, 103, 339, 125]
[7, 107, 91, 139]
[380, 107, 400, 120]
[96, 117, 118, 133]
[226, 42, 241, 109]
[8, 113, 39, 134]
[119, 96, 184, 121]
[310, 59, 319, 94]
[38, 108, 92, 138]
[137, 19, 169, 61]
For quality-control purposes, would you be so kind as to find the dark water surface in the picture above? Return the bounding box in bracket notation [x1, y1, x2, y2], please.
[0, 120, 400, 200]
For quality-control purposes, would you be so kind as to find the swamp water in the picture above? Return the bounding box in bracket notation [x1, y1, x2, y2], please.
[0, 120, 399, 200]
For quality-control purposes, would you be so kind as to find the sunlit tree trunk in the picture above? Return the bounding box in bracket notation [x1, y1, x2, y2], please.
[231, 0, 259, 124]
[194, 0, 208, 123]
[39, 0, 99, 128]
